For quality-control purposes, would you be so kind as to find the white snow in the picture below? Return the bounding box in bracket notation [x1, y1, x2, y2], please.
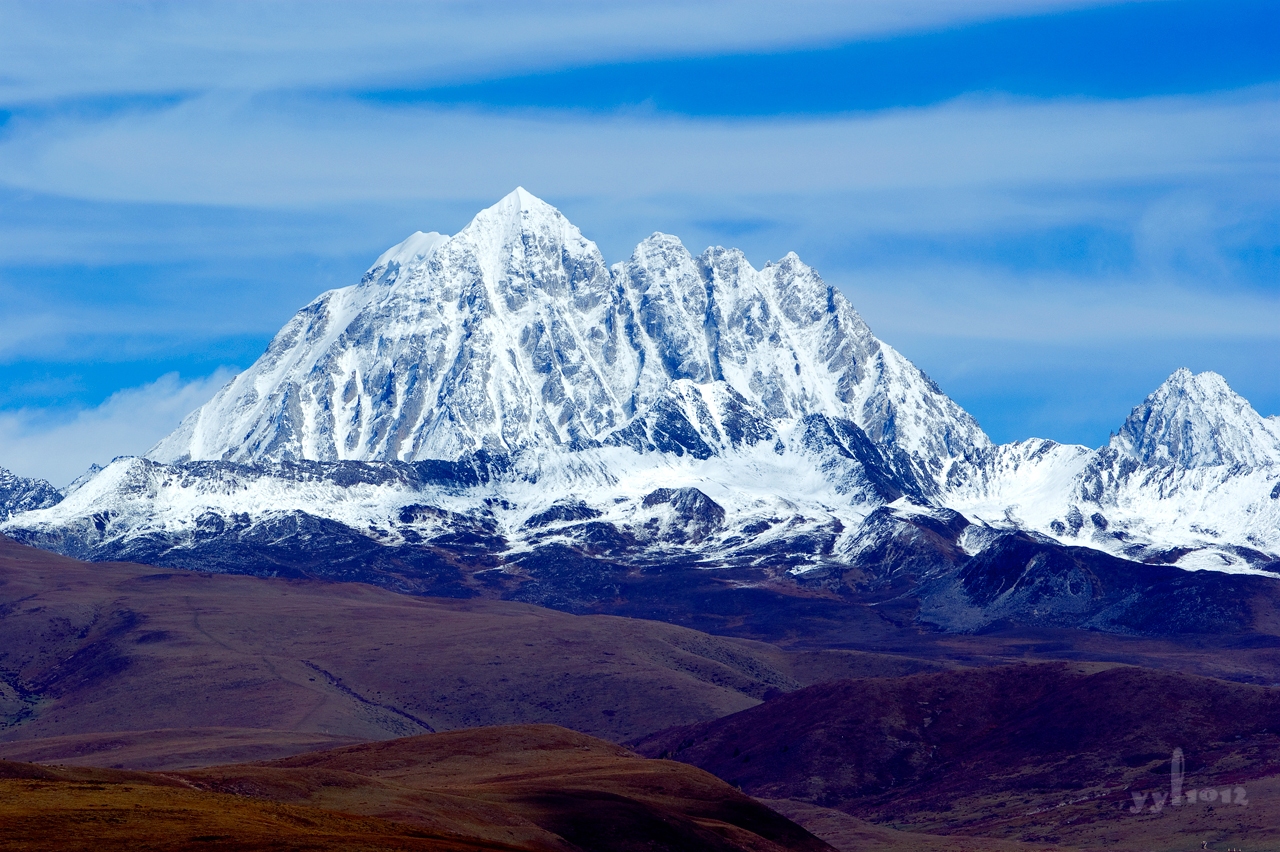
[370, 230, 447, 273]
[946, 370, 1280, 566]
[7, 192, 1279, 577]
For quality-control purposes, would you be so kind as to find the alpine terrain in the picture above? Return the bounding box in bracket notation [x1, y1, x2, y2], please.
[4, 189, 1278, 635]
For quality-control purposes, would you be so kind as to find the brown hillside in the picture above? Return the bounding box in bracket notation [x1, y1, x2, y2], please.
[0, 724, 835, 852]
[634, 662, 1280, 851]
[0, 534, 930, 769]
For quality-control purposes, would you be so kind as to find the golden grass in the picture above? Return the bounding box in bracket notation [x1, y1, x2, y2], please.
[0, 777, 527, 852]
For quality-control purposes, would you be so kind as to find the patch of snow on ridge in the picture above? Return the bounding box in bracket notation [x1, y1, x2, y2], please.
[944, 439, 1094, 531]
[370, 230, 448, 274]
[0, 466, 62, 521]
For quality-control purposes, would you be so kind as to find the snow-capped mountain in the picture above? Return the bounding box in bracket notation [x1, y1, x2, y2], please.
[4, 190, 1279, 635]
[0, 467, 61, 522]
[1113, 368, 1280, 469]
[13, 191, 983, 578]
[149, 188, 987, 496]
[946, 369, 1280, 572]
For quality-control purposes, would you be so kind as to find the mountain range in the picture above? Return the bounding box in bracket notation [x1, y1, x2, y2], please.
[4, 190, 1280, 852]
[2, 189, 1278, 635]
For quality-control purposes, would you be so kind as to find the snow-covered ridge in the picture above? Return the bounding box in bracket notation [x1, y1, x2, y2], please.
[0, 466, 62, 522]
[4, 190, 1279, 581]
[8, 427, 885, 571]
[946, 369, 1280, 573]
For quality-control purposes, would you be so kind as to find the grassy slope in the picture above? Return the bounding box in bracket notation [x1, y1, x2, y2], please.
[0, 724, 834, 852]
[634, 662, 1280, 851]
[0, 534, 932, 769]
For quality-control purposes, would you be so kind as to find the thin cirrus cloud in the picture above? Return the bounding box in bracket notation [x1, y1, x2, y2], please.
[0, 0, 1276, 480]
[3, 90, 1275, 207]
[364, 0, 1280, 114]
[0, 0, 1133, 102]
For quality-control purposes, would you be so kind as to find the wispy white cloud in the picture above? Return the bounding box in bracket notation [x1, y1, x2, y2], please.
[0, 369, 233, 484]
[842, 263, 1280, 345]
[2, 86, 1274, 357]
[2, 88, 1275, 208]
[0, 87, 1276, 422]
[0, 0, 1134, 103]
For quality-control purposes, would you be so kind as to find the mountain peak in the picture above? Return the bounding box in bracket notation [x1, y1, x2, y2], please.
[507, 185, 547, 209]
[455, 187, 598, 273]
[1149, 369, 1239, 411]
[1112, 369, 1280, 469]
[477, 187, 564, 228]
[1162, 366, 1226, 392]
[0, 465, 62, 521]
[145, 191, 987, 491]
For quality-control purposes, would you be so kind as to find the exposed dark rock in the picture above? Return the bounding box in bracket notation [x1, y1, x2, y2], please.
[641, 488, 726, 544]
[523, 502, 603, 528]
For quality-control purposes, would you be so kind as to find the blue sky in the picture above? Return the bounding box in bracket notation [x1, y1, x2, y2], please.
[0, 0, 1277, 483]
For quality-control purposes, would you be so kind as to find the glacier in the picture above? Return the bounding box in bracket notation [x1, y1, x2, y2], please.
[3, 189, 1278, 632]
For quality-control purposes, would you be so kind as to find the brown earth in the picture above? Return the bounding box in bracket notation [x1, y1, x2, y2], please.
[0, 724, 833, 852]
[11, 532, 1280, 850]
[633, 662, 1280, 850]
[0, 534, 933, 769]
